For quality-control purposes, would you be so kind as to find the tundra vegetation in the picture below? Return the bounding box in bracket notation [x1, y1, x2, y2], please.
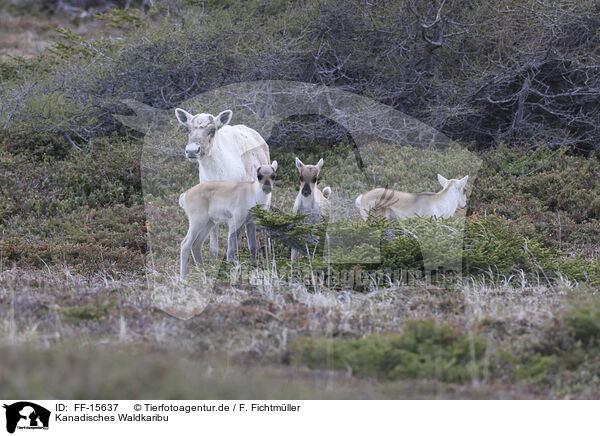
[1, 0, 600, 399]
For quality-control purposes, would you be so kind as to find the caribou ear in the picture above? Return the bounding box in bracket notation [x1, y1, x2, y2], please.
[271, 160, 278, 172]
[458, 175, 469, 188]
[316, 158, 324, 171]
[175, 108, 193, 127]
[215, 110, 232, 128]
[295, 157, 304, 170]
[437, 174, 449, 188]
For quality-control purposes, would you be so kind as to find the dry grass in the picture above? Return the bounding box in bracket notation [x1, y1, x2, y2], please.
[0, 263, 588, 398]
[0, 11, 109, 58]
[463, 274, 569, 331]
[0, 265, 577, 345]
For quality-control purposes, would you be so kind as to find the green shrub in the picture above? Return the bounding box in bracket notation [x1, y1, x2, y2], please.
[3, 126, 71, 159]
[255, 206, 592, 282]
[2, 203, 145, 272]
[508, 353, 555, 384]
[289, 320, 488, 383]
[472, 144, 600, 249]
[462, 216, 557, 276]
[0, 142, 146, 274]
[505, 294, 600, 388]
[556, 256, 600, 286]
[58, 300, 115, 324]
[563, 299, 600, 347]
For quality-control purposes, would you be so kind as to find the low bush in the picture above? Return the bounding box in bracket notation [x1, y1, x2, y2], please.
[289, 306, 600, 389]
[58, 300, 114, 324]
[0, 204, 145, 273]
[289, 319, 488, 383]
[471, 144, 600, 250]
[563, 298, 600, 347]
[499, 294, 600, 389]
[0, 134, 146, 274]
[255, 206, 600, 284]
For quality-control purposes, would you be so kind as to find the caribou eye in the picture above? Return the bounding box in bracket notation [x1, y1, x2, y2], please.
[312, 177, 317, 183]
[257, 174, 263, 180]
[208, 128, 216, 136]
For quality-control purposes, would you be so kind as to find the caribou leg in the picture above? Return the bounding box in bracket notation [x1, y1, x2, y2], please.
[245, 221, 258, 258]
[209, 224, 219, 258]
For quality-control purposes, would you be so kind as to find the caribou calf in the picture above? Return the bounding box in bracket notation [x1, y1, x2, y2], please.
[179, 161, 277, 279]
[356, 174, 469, 220]
[292, 157, 331, 260]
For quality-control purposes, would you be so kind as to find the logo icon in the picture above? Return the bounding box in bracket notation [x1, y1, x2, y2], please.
[3, 402, 50, 434]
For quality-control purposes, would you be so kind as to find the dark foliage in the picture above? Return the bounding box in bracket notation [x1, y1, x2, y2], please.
[4, 0, 600, 154]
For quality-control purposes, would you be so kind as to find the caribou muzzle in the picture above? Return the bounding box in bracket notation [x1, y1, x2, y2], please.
[301, 185, 312, 197]
[185, 145, 204, 160]
[262, 182, 272, 194]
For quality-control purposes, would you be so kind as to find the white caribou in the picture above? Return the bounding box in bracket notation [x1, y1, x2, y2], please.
[356, 174, 469, 220]
[175, 108, 271, 258]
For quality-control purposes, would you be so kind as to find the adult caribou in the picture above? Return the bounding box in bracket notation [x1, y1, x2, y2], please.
[174, 108, 271, 259]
